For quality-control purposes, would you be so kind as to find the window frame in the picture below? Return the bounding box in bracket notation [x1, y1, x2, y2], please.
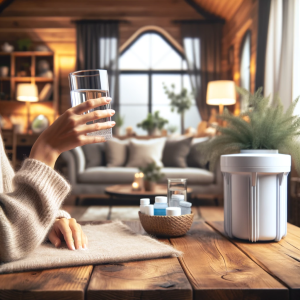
[120, 30, 188, 113]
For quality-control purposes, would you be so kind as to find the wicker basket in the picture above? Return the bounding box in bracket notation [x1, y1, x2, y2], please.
[139, 211, 194, 237]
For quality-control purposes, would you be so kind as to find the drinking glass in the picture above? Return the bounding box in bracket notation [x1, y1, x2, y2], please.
[168, 178, 187, 207]
[69, 69, 112, 140]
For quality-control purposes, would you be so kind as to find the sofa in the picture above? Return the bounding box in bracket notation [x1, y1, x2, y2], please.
[59, 136, 223, 204]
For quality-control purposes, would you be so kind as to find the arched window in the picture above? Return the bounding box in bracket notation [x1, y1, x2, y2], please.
[240, 31, 251, 111]
[119, 31, 200, 135]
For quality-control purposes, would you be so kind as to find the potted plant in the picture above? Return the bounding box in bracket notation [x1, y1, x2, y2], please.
[114, 113, 124, 136]
[200, 87, 300, 242]
[163, 83, 193, 134]
[137, 111, 168, 136]
[139, 162, 164, 191]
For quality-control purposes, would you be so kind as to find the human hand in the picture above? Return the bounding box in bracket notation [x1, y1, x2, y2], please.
[30, 97, 115, 168]
[48, 218, 88, 250]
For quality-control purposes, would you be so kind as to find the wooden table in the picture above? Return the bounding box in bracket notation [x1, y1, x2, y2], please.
[1, 207, 300, 300]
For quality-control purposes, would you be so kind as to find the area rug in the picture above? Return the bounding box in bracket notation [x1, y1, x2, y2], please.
[0, 221, 182, 274]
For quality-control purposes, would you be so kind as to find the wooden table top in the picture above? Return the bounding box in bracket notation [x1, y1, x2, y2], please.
[105, 184, 192, 197]
[1, 207, 300, 300]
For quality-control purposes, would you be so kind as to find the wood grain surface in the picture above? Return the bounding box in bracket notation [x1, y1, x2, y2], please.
[208, 221, 300, 300]
[87, 242, 192, 300]
[0, 265, 93, 300]
[170, 222, 288, 300]
[199, 206, 224, 221]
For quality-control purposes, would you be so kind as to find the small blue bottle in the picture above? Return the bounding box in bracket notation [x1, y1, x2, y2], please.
[154, 196, 168, 216]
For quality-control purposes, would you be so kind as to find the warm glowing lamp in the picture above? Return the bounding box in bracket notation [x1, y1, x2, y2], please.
[16, 83, 38, 133]
[206, 80, 236, 114]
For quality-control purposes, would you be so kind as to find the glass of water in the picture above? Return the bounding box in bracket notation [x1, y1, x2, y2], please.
[69, 69, 112, 140]
[168, 178, 187, 207]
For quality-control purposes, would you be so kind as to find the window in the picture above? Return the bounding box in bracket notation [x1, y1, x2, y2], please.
[119, 31, 201, 135]
[240, 31, 251, 112]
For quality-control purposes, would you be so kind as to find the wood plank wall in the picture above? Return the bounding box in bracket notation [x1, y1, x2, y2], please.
[0, 0, 203, 115]
[221, 0, 258, 114]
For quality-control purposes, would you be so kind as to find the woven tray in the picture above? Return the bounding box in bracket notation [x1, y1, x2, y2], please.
[139, 211, 194, 237]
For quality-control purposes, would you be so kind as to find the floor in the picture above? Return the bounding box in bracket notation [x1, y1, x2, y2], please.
[62, 205, 224, 222]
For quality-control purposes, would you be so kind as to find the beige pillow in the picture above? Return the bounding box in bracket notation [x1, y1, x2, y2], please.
[105, 138, 128, 167]
[126, 138, 166, 168]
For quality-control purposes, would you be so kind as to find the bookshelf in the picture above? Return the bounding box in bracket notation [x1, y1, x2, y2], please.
[0, 51, 58, 131]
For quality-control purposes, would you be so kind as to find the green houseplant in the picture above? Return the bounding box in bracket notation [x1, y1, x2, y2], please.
[114, 113, 124, 136]
[139, 162, 164, 191]
[163, 83, 193, 134]
[201, 87, 300, 173]
[137, 111, 168, 136]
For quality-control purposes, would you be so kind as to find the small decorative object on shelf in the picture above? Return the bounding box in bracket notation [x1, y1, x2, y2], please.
[17, 38, 32, 51]
[0, 66, 9, 77]
[200, 86, 300, 242]
[1, 42, 14, 53]
[139, 162, 164, 191]
[37, 60, 53, 78]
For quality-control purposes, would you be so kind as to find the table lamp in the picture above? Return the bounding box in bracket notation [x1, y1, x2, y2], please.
[16, 83, 39, 133]
[206, 80, 236, 114]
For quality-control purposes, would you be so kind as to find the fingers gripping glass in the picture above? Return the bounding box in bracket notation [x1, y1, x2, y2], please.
[69, 69, 112, 140]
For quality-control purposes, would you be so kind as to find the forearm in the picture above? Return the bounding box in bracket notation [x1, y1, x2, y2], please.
[0, 159, 70, 262]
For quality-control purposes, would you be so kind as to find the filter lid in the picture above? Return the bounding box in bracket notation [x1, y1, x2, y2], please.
[221, 151, 291, 173]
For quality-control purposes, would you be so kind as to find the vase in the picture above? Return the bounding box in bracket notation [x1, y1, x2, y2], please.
[221, 150, 291, 242]
[114, 127, 120, 136]
[0, 66, 9, 77]
[144, 180, 156, 191]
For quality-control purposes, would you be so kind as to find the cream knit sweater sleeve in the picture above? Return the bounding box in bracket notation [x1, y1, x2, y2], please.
[0, 135, 71, 262]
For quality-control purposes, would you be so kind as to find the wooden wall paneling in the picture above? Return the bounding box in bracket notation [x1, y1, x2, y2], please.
[58, 54, 76, 114]
[221, 0, 258, 114]
[0, 0, 204, 118]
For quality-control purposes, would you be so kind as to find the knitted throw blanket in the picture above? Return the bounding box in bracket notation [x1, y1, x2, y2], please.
[0, 221, 181, 274]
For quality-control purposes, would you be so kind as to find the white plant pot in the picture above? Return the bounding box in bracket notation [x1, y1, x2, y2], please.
[221, 150, 291, 242]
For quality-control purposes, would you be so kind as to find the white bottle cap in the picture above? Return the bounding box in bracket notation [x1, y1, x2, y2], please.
[172, 194, 185, 200]
[140, 198, 150, 205]
[155, 196, 167, 203]
[144, 205, 154, 216]
[166, 207, 181, 216]
[179, 201, 192, 208]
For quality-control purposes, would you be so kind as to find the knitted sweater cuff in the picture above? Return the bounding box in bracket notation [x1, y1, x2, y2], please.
[17, 159, 71, 206]
[56, 209, 71, 219]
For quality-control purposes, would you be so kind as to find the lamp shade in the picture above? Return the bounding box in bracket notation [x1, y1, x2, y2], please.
[16, 83, 38, 102]
[206, 80, 236, 106]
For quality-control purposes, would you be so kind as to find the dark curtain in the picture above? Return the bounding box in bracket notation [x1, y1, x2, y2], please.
[76, 21, 119, 112]
[181, 22, 222, 121]
[255, 0, 271, 90]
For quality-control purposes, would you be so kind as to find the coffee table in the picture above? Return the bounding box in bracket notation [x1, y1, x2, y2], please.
[105, 184, 193, 201]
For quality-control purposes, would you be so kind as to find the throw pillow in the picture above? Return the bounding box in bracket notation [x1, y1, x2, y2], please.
[187, 137, 209, 168]
[82, 143, 105, 168]
[105, 138, 129, 167]
[126, 138, 166, 168]
[162, 136, 193, 168]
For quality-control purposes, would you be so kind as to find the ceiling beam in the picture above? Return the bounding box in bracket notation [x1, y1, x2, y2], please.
[0, 0, 14, 14]
[184, 0, 225, 21]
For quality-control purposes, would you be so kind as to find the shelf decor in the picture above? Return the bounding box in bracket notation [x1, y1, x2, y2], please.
[200, 87, 300, 242]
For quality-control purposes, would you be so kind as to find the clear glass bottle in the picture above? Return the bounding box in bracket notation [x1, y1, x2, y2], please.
[168, 178, 187, 207]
